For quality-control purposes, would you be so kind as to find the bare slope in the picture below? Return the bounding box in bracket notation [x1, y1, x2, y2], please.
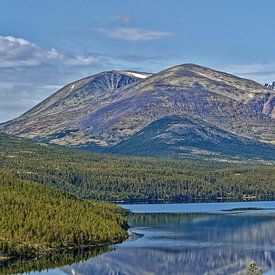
[1, 70, 151, 145]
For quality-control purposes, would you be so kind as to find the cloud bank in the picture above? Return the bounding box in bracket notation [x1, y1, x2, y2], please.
[0, 35, 108, 68]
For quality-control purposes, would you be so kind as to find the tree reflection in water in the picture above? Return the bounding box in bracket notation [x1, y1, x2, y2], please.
[0, 246, 109, 274]
[7, 212, 275, 275]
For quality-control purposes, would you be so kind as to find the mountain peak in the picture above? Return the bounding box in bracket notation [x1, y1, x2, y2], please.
[1, 63, 274, 158]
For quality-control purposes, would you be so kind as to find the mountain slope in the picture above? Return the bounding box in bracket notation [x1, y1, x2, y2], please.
[1, 133, 274, 203]
[1, 64, 275, 159]
[108, 115, 275, 160]
[0, 70, 151, 145]
[0, 169, 127, 261]
[79, 64, 275, 146]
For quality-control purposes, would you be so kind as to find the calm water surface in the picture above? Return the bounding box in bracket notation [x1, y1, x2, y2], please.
[18, 201, 275, 274]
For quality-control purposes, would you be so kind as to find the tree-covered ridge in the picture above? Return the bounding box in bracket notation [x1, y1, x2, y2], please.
[0, 170, 128, 260]
[0, 134, 275, 202]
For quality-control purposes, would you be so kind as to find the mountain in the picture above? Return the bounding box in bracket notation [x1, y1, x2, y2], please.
[1, 64, 275, 160]
[0, 70, 151, 144]
[77, 64, 275, 145]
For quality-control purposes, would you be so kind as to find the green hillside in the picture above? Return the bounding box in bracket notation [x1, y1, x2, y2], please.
[0, 169, 128, 260]
[0, 134, 274, 202]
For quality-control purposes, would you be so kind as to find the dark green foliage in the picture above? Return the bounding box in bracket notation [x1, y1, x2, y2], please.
[0, 169, 128, 260]
[0, 133, 275, 203]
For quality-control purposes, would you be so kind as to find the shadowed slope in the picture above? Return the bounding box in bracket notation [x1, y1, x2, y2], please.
[109, 115, 275, 160]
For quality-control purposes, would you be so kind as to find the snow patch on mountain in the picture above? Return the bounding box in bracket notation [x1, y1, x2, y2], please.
[122, 71, 151, 79]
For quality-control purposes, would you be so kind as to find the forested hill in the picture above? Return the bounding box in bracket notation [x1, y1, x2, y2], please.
[0, 170, 128, 261]
[0, 134, 274, 202]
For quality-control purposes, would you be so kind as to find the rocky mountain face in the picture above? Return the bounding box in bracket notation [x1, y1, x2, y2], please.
[1, 64, 275, 159]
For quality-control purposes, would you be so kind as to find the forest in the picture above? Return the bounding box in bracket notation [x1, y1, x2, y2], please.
[0, 169, 128, 260]
[0, 133, 274, 202]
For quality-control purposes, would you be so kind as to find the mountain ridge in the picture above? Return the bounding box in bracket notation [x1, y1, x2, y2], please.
[1, 63, 275, 160]
[76, 63, 275, 145]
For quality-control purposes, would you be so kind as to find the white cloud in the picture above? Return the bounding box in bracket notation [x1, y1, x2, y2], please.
[62, 53, 108, 66]
[97, 27, 174, 42]
[0, 81, 62, 122]
[0, 35, 106, 68]
[0, 34, 175, 70]
[225, 63, 275, 75]
[0, 36, 62, 67]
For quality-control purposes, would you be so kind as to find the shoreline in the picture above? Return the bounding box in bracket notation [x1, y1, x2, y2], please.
[115, 197, 275, 205]
[0, 235, 129, 264]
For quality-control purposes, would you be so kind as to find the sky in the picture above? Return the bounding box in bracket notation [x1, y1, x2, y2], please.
[1, 0, 275, 122]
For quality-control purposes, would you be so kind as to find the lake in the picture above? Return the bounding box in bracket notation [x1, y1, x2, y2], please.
[15, 201, 275, 274]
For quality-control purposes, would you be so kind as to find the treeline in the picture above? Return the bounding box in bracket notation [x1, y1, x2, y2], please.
[0, 169, 128, 260]
[0, 134, 275, 202]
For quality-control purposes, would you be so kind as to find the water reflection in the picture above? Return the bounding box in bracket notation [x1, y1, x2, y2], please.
[0, 246, 109, 274]
[20, 211, 275, 274]
[60, 213, 275, 275]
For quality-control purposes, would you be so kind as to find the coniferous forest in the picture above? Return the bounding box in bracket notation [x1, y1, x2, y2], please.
[0, 133, 274, 203]
[0, 133, 275, 264]
[0, 169, 128, 261]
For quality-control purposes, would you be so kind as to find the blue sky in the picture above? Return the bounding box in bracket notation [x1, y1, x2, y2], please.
[1, 0, 275, 122]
